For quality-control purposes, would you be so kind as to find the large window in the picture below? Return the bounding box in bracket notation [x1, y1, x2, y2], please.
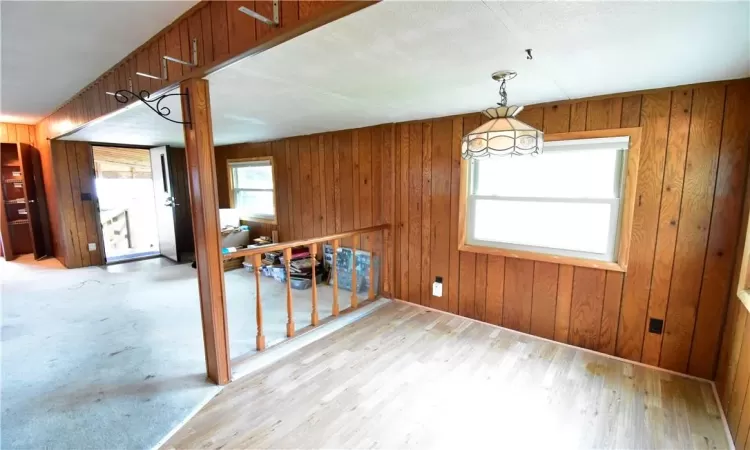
[228, 157, 277, 223]
[460, 129, 641, 271]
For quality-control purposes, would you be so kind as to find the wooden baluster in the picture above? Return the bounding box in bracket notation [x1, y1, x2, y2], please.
[383, 228, 390, 297]
[252, 254, 266, 351]
[332, 239, 340, 316]
[368, 233, 376, 301]
[351, 234, 359, 309]
[283, 247, 295, 337]
[310, 243, 319, 326]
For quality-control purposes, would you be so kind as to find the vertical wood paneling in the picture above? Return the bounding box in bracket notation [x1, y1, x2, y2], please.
[200, 4, 215, 65]
[430, 119, 452, 312]
[210, 0, 230, 61]
[689, 81, 750, 379]
[458, 115, 479, 316]
[421, 122, 432, 308]
[598, 272, 624, 355]
[398, 124, 409, 299]
[408, 123, 423, 304]
[65, 142, 90, 267]
[554, 265, 575, 343]
[458, 251, 477, 319]
[310, 137, 322, 237]
[503, 258, 534, 332]
[661, 85, 726, 372]
[298, 137, 314, 239]
[530, 262, 558, 340]
[228, 1, 257, 56]
[485, 255, 505, 325]
[641, 89, 693, 366]
[616, 91, 671, 360]
[570, 267, 607, 350]
[352, 131, 360, 232]
[448, 117, 463, 315]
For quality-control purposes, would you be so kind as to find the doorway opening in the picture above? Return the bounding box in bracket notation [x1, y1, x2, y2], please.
[93, 146, 160, 263]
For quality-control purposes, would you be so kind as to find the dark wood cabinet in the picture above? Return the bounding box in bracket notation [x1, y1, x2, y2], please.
[0, 143, 51, 260]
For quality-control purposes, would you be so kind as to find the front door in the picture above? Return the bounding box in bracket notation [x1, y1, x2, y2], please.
[150, 146, 178, 261]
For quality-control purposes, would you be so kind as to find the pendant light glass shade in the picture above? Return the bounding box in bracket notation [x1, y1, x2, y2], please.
[461, 73, 544, 160]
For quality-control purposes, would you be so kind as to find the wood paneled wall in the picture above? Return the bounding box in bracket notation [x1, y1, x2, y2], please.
[215, 125, 393, 245]
[50, 141, 104, 268]
[216, 79, 750, 379]
[713, 151, 750, 448]
[0, 123, 37, 258]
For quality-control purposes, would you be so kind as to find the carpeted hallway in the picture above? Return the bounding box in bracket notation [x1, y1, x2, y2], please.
[0, 255, 354, 448]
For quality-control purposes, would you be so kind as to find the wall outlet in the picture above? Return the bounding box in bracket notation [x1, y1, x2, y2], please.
[648, 318, 664, 334]
[88, 243, 97, 251]
[432, 276, 443, 297]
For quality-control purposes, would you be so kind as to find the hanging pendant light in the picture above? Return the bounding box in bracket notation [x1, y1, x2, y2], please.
[461, 71, 543, 160]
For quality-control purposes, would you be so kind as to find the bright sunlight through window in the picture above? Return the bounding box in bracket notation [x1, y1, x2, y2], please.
[229, 158, 276, 222]
[466, 137, 630, 262]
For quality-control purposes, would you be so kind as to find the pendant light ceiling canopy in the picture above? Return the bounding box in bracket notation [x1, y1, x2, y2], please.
[461, 71, 544, 160]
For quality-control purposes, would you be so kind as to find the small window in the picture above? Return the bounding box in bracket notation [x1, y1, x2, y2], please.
[460, 129, 641, 271]
[228, 157, 277, 223]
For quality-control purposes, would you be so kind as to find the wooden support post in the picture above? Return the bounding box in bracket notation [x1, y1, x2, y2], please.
[332, 239, 340, 316]
[310, 243, 319, 326]
[253, 254, 266, 351]
[368, 233, 376, 301]
[180, 78, 230, 385]
[283, 247, 295, 337]
[351, 234, 359, 309]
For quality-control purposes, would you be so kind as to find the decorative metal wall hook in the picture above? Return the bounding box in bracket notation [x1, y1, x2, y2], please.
[525, 49, 533, 60]
[113, 89, 191, 126]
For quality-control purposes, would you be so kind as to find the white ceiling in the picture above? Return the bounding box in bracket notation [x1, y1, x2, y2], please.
[0, 0, 198, 124]
[63, 0, 750, 147]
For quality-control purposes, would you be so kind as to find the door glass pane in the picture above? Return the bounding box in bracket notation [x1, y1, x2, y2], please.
[473, 148, 623, 199]
[235, 190, 275, 218]
[471, 198, 613, 255]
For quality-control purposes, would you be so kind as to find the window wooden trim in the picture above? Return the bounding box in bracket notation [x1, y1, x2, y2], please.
[458, 127, 642, 272]
[227, 156, 278, 225]
[737, 183, 750, 312]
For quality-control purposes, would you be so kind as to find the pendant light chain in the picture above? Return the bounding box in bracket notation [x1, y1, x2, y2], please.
[498, 78, 508, 107]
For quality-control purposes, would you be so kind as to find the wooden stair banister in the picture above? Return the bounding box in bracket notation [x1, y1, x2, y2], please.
[225, 225, 390, 362]
[283, 247, 295, 337]
[368, 233, 376, 301]
[332, 239, 340, 317]
[351, 234, 359, 309]
[310, 243, 319, 326]
[222, 224, 390, 260]
[252, 254, 266, 351]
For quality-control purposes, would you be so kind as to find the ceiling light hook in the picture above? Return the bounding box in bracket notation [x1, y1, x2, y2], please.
[525, 49, 533, 60]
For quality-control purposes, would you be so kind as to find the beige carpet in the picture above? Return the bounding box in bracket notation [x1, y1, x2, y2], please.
[0, 255, 365, 449]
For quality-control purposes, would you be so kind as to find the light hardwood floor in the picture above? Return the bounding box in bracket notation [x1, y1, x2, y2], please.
[163, 301, 729, 449]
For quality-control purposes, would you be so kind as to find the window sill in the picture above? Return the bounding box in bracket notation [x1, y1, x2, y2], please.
[458, 243, 627, 272]
[240, 217, 278, 226]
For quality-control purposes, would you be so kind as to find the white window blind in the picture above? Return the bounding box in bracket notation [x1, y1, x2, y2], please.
[230, 159, 276, 221]
[466, 137, 630, 262]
